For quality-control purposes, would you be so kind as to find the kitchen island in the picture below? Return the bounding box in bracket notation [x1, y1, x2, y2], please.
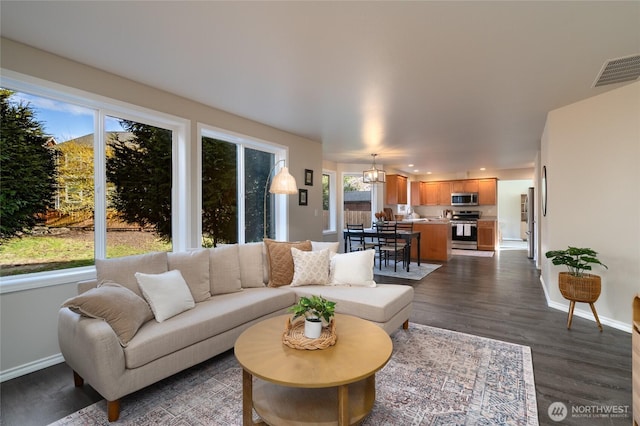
[404, 219, 452, 262]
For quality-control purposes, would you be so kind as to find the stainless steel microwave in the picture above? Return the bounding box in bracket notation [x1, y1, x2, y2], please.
[451, 192, 478, 206]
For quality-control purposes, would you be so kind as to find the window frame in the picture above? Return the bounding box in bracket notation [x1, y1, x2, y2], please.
[0, 70, 190, 293]
[197, 123, 291, 244]
[322, 169, 337, 235]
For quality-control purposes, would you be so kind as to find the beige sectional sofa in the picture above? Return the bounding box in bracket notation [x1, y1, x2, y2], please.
[58, 241, 414, 421]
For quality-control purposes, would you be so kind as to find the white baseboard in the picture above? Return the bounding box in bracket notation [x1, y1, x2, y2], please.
[0, 353, 64, 383]
[539, 276, 632, 333]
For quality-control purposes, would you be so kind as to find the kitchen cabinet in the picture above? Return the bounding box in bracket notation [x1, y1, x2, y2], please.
[438, 181, 451, 206]
[451, 179, 479, 193]
[425, 182, 438, 205]
[410, 181, 428, 206]
[477, 220, 496, 251]
[386, 174, 408, 205]
[411, 178, 497, 206]
[410, 222, 451, 262]
[478, 178, 497, 205]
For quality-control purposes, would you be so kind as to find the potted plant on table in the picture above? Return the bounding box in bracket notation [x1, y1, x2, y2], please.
[289, 295, 336, 339]
[545, 246, 608, 331]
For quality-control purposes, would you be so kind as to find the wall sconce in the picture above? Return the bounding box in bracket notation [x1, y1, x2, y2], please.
[363, 153, 386, 184]
[263, 159, 298, 238]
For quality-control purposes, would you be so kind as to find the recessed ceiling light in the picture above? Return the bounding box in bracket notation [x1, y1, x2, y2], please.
[408, 164, 414, 167]
[413, 169, 419, 173]
[480, 167, 486, 171]
[427, 171, 432, 175]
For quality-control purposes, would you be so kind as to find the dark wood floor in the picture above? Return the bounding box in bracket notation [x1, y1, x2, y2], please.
[0, 249, 632, 425]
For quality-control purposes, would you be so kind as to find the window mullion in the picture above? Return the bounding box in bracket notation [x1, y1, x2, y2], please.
[237, 146, 246, 244]
[94, 111, 107, 260]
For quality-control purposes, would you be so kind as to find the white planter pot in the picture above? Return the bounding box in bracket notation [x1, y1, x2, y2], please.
[304, 318, 323, 339]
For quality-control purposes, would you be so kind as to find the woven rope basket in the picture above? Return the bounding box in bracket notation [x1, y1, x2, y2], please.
[282, 317, 337, 350]
[558, 272, 601, 303]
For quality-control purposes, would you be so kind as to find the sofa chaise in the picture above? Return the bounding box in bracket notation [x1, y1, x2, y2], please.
[58, 240, 414, 421]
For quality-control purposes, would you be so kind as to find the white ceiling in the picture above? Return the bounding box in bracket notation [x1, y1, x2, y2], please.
[1, 1, 639, 175]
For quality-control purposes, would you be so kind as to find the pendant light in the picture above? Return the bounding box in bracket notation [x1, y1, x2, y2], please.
[363, 154, 386, 184]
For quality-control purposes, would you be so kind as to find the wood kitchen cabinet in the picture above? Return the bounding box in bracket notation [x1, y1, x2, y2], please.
[477, 220, 496, 251]
[410, 181, 427, 206]
[386, 174, 408, 205]
[425, 182, 438, 205]
[411, 178, 496, 206]
[451, 179, 479, 193]
[410, 222, 452, 262]
[438, 181, 451, 206]
[478, 178, 497, 205]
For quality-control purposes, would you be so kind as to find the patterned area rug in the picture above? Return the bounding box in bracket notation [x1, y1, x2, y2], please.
[374, 262, 441, 280]
[50, 324, 537, 425]
[452, 249, 495, 257]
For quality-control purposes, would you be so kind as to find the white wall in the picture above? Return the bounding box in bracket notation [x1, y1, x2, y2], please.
[498, 180, 533, 241]
[540, 81, 640, 331]
[0, 38, 324, 379]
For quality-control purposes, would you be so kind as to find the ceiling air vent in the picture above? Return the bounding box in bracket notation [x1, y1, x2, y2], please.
[593, 54, 640, 87]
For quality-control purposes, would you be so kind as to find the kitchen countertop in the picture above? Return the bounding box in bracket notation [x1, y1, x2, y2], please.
[398, 218, 450, 224]
[478, 216, 497, 221]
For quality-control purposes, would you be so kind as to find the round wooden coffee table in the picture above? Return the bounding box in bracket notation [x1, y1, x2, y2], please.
[234, 314, 393, 426]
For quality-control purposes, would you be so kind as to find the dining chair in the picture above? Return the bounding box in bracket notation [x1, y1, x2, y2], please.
[346, 223, 376, 252]
[376, 222, 407, 272]
[395, 221, 413, 267]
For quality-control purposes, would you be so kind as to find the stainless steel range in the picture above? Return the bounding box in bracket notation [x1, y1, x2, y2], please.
[450, 210, 481, 250]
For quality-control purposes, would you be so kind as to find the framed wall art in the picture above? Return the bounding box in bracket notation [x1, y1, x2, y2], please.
[298, 189, 308, 206]
[542, 165, 547, 216]
[304, 169, 313, 186]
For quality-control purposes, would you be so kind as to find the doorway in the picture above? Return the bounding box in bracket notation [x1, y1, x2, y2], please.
[497, 179, 533, 253]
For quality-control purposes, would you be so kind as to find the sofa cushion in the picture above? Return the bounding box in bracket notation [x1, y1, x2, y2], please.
[290, 247, 330, 286]
[95, 251, 168, 298]
[209, 245, 242, 295]
[291, 284, 413, 324]
[123, 288, 295, 369]
[264, 239, 312, 287]
[135, 270, 195, 322]
[237, 242, 266, 288]
[167, 249, 211, 302]
[329, 250, 376, 287]
[61, 281, 153, 347]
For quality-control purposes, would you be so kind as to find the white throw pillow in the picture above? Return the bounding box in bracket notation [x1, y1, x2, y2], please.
[329, 249, 377, 287]
[135, 270, 195, 322]
[290, 247, 330, 286]
[311, 241, 340, 254]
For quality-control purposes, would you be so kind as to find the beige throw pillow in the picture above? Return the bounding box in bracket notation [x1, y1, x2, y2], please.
[61, 281, 153, 347]
[135, 270, 195, 322]
[264, 239, 312, 287]
[290, 247, 330, 286]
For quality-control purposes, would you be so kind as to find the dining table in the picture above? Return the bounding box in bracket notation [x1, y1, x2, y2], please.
[342, 227, 421, 272]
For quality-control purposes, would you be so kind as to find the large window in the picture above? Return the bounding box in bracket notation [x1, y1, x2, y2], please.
[105, 116, 173, 257]
[0, 78, 185, 281]
[343, 174, 372, 228]
[322, 170, 337, 233]
[199, 126, 289, 245]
